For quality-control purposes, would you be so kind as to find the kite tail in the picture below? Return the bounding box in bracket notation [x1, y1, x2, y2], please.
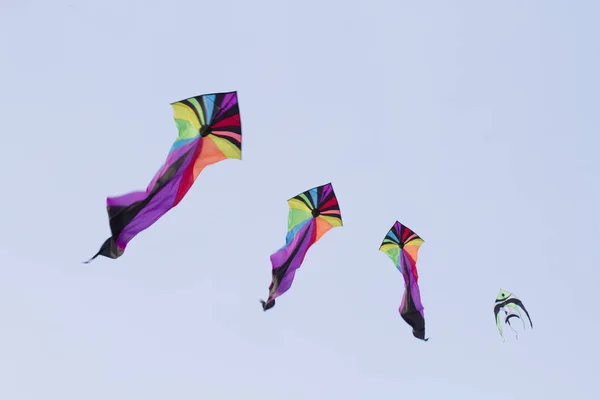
[260, 298, 276, 311]
[413, 329, 429, 342]
[507, 320, 519, 340]
[83, 237, 124, 263]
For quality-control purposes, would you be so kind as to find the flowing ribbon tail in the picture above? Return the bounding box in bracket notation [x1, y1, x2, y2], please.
[84, 237, 124, 264]
[82, 254, 100, 264]
[507, 319, 519, 339]
[260, 298, 276, 311]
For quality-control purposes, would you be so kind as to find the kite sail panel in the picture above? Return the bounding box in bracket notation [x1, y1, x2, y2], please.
[261, 183, 342, 311]
[86, 91, 242, 263]
[494, 289, 533, 340]
[379, 221, 428, 341]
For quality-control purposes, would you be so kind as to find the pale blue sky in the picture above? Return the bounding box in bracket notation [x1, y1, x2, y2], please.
[1, 1, 599, 399]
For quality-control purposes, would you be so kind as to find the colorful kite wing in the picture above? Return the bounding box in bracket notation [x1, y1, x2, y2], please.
[261, 183, 342, 311]
[86, 91, 241, 263]
[379, 221, 428, 341]
[494, 289, 533, 340]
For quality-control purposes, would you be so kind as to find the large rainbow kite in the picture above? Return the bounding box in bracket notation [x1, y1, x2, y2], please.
[87, 91, 241, 262]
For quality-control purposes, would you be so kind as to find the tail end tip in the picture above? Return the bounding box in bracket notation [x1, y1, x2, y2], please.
[260, 298, 275, 311]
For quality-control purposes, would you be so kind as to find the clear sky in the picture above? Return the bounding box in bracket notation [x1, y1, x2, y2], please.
[1, 1, 598, 399]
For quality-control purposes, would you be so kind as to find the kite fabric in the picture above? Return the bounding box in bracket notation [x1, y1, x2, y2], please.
[86, 91, 242, 263]
[494, 289, 533, 340]
[379, 222, 429, 341]
[260, 183, 343, 311]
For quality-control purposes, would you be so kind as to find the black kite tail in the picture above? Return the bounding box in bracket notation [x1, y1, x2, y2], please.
[260, 298, 276, 311]
[83, 237, 123, 264]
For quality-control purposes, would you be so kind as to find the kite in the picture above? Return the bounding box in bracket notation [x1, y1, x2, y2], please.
[260, 183, 342, 311]
[379, 221, 429, 341]
[86, 91, 242, 263]
[494, 289, 533, 340]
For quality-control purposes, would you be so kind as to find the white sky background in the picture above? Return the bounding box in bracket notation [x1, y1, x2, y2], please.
[0, 0, 598, 399]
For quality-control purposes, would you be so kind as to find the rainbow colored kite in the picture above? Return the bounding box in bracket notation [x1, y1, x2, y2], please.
[87, 91, 241, 263]
[261, 183, 343, 310]
[379, 221, 429, 341]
